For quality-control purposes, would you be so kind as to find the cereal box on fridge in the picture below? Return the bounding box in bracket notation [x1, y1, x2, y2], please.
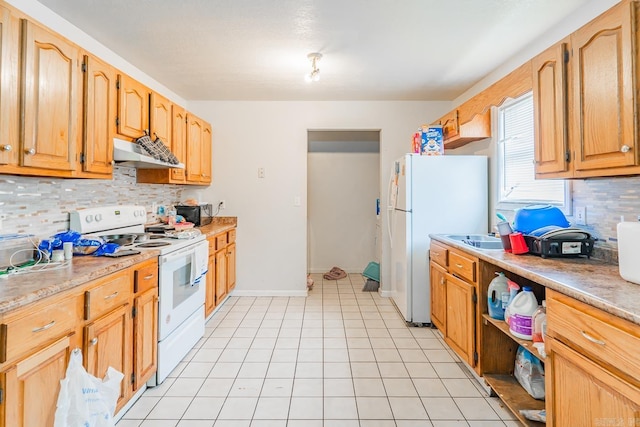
[420, 125, 444, 156]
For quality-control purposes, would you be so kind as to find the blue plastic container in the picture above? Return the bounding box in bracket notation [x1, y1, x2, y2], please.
[513, 205, 569, 235]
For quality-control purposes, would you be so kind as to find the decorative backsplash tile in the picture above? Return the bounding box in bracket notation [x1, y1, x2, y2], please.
[0, 167, 183, 241]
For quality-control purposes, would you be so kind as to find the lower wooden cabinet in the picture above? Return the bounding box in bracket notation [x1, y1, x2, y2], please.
[0, 334, 73, 427]
[226, 242, 236, 293]
[215, 246, 228, 306]
[133, 287, 157, 391]
[205, 228, 237, 318]
[444, 273, 476, 367]
[429, 261, 447, 332]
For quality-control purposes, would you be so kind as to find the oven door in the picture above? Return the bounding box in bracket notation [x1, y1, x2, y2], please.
[157, 240, 208, 341]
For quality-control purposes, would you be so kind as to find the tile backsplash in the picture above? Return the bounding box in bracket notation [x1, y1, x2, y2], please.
[0, 167, 183, 240]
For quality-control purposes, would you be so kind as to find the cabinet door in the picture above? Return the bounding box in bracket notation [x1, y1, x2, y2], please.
[532, 40, 570, 177]
[84, 304, 131, 411]
[133, 288, 157, 391]
[83, 54, 115, 175]
[2, 334, 72, 427]
[445, 273, 476, 367]
[117, 74, 149, 139]
[22, 20, 80, 171]
[226, 242, 236, 293]
[201, 122, 212, 183]
[171, 105, 187, 182]
[548, 338, 640, 427]
[0, 5, 17, 167]
[441, 110, 459, 141]
[430, 261, 447, 333]
[186, 114, 203, 182]
[215, 248, 227, 303]
[205, 253, 216, 317]
[150, 92, 171, 146]
[571, 1, 636, 172]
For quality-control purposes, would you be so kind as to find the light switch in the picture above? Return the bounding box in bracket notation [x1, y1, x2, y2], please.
[575, 206, 586, 225]
[294, 196, 301, 207]
[258, 168, 265, 178]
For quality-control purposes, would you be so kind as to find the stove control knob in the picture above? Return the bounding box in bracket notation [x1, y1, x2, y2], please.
[95, 214, 103, 222]
[86, 215, 94, 223]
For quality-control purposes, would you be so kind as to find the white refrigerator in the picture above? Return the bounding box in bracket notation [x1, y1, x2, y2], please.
[389, 154, 488, 324]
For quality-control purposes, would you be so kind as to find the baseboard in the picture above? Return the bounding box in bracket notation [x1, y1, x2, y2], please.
[379, 289, 393, 298]
[308, 268, 362, 274]
[231, 289, 308, 297]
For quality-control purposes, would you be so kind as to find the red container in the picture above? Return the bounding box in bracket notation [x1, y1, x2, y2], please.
[509, 232, 529, 254]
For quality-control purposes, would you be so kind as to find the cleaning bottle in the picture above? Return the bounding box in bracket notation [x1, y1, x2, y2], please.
[487, 272, 509, 320]
[532, 301, 547, 343]
[503, 280, 521, 326]
[509, 286, 539, 340]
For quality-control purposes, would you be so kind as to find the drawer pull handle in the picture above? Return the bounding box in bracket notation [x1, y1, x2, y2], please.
[32, 320, 55, 333]
[455, 263, 463, 268]
[440, 277, 445, 285]
[144, 274, 154, 280]
[104, 291, 119, 300]
[90, 337, 98, 346]
[581, 331, 605, 346]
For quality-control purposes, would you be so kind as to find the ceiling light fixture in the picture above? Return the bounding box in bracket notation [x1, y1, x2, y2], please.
[305, 52, 322, 83]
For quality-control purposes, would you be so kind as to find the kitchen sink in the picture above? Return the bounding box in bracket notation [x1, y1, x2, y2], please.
[445, 234, 504, 250]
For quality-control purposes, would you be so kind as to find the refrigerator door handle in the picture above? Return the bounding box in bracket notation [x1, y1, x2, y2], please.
[386, 165, 397, 248]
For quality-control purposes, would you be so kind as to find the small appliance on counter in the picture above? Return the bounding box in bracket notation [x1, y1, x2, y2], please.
[176, 204, 213, 226]
[523, 226, 594, 258]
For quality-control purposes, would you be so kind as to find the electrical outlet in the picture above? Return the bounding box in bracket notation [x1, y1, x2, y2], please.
[575, 206, 586, 226]
[151, 202, 157, 214]
[219, 200, 226, 210]
[258, 167, 265, 178]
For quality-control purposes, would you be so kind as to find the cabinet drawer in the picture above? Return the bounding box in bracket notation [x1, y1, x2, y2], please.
[208, 237, 216, 251]
[228, 229, 236, 244]
[547, 290, 640, 381]
[216, 233, 227, 250]
[0, 296, 76, 363]
[448, 250, 477, 284]
[134, 260, 158, 294]
[84, 271, 130, 321]
[430, 242, 448, 268]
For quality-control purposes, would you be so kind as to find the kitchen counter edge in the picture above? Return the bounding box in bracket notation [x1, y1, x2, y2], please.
[430, 234, 640, 326]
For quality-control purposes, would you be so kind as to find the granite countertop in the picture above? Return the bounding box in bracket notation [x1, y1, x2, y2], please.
[431, 234, 640, 326]
[0, 250, 159, 315]
[0, 217, 238, 315]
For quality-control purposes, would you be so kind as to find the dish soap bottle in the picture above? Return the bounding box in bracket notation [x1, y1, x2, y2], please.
[488, 272, 509, 320]
[509, 286, 539, 340]
[503, 280, 521, 326]
[532, 301, 547, 343]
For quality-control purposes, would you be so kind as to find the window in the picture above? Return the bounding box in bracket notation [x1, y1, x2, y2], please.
[497, 92, 569, 209]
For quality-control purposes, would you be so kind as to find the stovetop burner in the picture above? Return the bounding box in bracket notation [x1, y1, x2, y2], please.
[136, 241, 171, 248]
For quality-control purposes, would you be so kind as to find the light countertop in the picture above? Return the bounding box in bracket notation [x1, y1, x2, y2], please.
[431, 234, 640, 326]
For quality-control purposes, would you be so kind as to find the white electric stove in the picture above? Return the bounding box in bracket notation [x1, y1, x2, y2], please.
[70, 205, 208, 386]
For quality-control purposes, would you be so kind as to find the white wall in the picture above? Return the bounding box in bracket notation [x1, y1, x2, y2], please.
[186, 101, 450, 296]
[308, 151, 379, 274]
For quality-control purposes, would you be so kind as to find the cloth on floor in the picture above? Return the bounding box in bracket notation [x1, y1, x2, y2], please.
[323, 266, 347, 280]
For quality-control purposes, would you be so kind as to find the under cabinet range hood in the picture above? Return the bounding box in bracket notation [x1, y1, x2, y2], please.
[113, 138, 185, 169]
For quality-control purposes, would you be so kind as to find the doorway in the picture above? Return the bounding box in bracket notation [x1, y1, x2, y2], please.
[307, 130, 381, 274]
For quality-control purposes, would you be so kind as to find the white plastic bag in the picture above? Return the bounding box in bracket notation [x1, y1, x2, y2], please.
[514, 346, 545, 400]
[54, 348, 124, 427]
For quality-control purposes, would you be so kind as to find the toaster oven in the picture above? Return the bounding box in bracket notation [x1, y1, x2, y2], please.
[176, 204, 212, 226]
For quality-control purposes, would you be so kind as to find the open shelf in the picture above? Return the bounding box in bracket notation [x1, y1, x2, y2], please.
[484, 374, 546, 426]
[482, 314, 546, 362]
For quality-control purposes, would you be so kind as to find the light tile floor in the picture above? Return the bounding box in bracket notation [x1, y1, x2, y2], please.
[117, 273, 520, 427]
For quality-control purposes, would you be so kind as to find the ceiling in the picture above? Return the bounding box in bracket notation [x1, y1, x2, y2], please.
[37, 0, 594, 101]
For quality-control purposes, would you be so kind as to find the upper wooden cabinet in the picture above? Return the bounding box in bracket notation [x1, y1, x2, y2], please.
[186, 113, 212, 184]
[435, 109, 491, 149]
[171, 105, 187, 182]
[116, 73, 150, 140]
[532, 40, 570, 178]
[0, 5, 18, 168]
[150, 91, 172, 146]
[81, 54, 115, 176]
[534, 0, 640, 179]
[21, 20, 81, 172]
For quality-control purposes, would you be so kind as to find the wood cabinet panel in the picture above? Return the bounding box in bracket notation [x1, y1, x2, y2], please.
[2, 335, 72, 427]
[0, 5, 18, 167]
[84, 303, 131, 411]
[227, 242, 236, 293]
[84, 270, 130, 321]
[133, 287, 157, 390]
[448, 250, 477, 284]
[547, 338, 640, 427]
[215, 248, 228, 303]
[117, 74, 149, 139]
[21, 20, 80, 171]
[206, 252, 216, 318]
[150, 92, 171, 146]
[133, 259, 158, 294]
[82, 54, 115, 175]
[202, 122, 212, 183]
[571, 0, 637, 174]
[429, 261, 447, 333]
[445, 273, 476, 367]
[532, 40, 570, 177]
[186, 114, 204, 182]
[170, 105, 187, 182]
[430, 242, 448, 269]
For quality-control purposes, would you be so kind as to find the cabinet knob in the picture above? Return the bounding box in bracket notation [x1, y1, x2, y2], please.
[90, 337, 98, 346]
[0, 144, 11, 152]
[25, 148, 36, 155]
[621, 145, 631, 153]
[440, 277, 445, 285]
